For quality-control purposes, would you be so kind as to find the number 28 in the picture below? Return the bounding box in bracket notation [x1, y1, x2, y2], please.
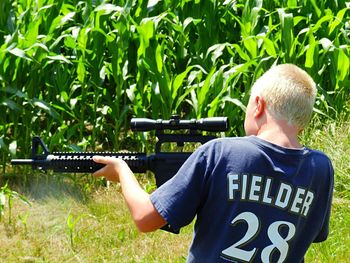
[221, 212, 296, 263]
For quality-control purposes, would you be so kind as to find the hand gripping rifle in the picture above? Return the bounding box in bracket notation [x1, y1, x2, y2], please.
[11, 115, 229, 233]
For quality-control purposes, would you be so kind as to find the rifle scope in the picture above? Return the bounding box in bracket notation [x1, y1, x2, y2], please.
[130, 116, 229, 132]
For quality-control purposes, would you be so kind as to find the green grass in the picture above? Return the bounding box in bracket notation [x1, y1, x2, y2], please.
[305, 198, 350, 262]
[0, 179, 193, 262]
[0, 120, 349, 262]
[302, 118, 350, 262]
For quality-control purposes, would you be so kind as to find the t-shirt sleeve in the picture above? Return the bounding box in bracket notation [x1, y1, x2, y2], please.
[313, 200, 331, 242]
[150, 146, 209, 231]
[313, 160, 334, 243]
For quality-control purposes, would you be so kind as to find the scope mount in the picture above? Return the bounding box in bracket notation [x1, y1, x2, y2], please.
[153, 115, 222, 153]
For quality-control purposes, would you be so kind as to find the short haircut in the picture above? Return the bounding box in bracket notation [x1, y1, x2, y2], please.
[251, 64, 317, 128]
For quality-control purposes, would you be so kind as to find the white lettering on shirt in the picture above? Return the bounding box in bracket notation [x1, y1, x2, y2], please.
[227, 173, 314, 217]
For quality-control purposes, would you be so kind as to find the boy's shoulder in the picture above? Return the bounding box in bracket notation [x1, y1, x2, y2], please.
[204, 136, 332, 162]
[202, 136, 253, 149]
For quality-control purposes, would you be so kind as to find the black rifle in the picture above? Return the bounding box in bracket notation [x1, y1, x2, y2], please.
[11, 115, 229, 232]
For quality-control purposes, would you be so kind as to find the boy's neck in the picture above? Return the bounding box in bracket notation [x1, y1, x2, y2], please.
[256, 122, 302, 149]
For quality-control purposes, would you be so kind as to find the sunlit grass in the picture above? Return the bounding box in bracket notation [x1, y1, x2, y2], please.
[0, 179, 192, 262]
[302, 118, 350, 262]
[305, 198, 350, 262]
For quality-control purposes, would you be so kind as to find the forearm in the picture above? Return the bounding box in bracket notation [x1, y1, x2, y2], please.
[118, 162, 167, 232]
[93, 156, 167, 232]
[118, 163, 150, 220]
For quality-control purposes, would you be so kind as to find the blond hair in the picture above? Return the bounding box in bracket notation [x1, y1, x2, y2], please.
[251, 64, 317, 128]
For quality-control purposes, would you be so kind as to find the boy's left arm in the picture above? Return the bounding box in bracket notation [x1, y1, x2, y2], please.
[93, 156, 167, 232]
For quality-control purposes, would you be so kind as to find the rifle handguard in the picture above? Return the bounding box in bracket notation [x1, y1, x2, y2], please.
[12, 152, 149, 173]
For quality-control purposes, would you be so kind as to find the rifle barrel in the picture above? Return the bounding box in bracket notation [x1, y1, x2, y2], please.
[11, 159, 34, 165]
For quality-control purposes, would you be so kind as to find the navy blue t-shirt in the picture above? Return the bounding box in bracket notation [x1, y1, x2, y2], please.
[150, 136, 334, 263]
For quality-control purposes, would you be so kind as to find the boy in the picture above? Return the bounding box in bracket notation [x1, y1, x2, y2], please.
[93, 64, 334, 262]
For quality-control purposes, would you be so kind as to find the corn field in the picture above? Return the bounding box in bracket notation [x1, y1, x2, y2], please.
[1, 0, 350, 171]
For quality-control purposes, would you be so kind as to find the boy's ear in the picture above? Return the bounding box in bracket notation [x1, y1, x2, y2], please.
[254, 96, 266, 118]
